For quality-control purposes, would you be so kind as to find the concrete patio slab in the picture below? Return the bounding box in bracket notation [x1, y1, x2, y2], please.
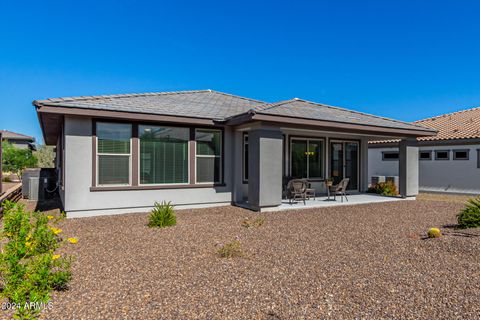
[258, 193, 410, 212]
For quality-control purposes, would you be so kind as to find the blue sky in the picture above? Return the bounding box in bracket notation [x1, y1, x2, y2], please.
[1, 0, 479, 143]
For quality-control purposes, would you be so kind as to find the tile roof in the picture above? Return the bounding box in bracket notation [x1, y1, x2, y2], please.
[370, 106, 480, 144]
[0, 130, 35, 141]
[252, 98, 434, 132]
[34, 90, 435, 133]
[34, 90, 265, 121]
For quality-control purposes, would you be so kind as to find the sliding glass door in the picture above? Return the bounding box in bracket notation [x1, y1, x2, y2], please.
[330, 141, 359, 190]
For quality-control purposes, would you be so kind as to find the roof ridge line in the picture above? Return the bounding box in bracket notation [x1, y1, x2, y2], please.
[287, 98, 434, 132]
[413, 106, 480, 123]
[34, 90, 212, 104]
[252, 99, 296, 112]
[207, 90, 266, 104]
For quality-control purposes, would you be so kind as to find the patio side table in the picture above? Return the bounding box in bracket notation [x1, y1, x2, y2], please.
[324, 180, 334, 201]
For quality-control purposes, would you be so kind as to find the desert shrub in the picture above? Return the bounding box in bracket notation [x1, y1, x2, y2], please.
[242, 216, 265, 228]
[34, 145, 55, 168]
[457, 197, 480, 229]
[49, 257, 73, 291]
[367, 181, 398, 196]
[217, 240, 243, 258]
[427, 227, 442, 238]
[0, 201, 75, 319]
[148, 201, 176, 228]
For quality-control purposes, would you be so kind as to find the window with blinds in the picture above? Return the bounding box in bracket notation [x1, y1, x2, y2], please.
[139, 125, 189, 184]
[196, 129, 222, 183]
[97, 122, 132, 185]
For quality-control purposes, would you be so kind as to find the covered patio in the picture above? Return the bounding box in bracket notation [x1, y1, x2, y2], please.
[230, 99, 436, 212]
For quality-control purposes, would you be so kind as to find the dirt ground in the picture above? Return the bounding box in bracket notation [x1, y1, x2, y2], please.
[9, 199, 474, 319]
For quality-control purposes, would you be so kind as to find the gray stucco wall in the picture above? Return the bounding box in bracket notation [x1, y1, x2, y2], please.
[247, 127, 283, 210]
[63, 116, 233, 217]
[369, 145, 480, 194]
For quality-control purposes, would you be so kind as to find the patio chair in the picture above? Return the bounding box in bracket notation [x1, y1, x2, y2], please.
[330, 178, 350, 202]
[289, 179, 308, 205]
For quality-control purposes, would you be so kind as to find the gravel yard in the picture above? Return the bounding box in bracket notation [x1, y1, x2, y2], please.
[27, 200, 480, 319]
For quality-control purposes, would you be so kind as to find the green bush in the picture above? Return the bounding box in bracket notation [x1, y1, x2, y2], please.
[148, 201, 177, 228]
[0, 201, 74, 319]
[217, 240, 244, 258]
[457, 197, 480, 229]
[49, 257, 73, 291]
[367, 181, 399, 196]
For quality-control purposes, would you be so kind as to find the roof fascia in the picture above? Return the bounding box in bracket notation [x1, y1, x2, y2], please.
[250, 114, 437, 137]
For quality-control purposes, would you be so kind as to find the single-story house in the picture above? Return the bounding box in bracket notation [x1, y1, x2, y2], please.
[0, 130, 36, 150]
[369, 107, 480, 194]
[34, 90, 436, 217]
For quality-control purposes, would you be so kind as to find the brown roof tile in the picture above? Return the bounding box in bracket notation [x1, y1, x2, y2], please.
[370, 106, 480, 144]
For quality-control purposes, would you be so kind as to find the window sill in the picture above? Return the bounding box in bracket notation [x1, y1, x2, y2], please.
[90, 183, 226, 192]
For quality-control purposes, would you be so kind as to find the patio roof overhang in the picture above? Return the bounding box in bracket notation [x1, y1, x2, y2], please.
[226, 112, 438, 139]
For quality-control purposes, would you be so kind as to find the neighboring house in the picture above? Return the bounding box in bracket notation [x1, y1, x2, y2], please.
[0, 130, 36, 150]
[34, 90, 435, 217]
[369, 107, 480, 194]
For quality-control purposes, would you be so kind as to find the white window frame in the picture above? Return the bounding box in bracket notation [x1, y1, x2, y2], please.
[137, 125, 190, 186]
[289, 138, 325, 180]
[96, 122, 132, 187]
[195, 128, 222, 184]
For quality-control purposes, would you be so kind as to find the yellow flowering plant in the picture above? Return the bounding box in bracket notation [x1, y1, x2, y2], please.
[0, 201, 75, 319]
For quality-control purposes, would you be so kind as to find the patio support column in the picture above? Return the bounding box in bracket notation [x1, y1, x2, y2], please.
[399, 139, 419, 198]
[360, 138, 369, 192]
[248, 126, 283, 211]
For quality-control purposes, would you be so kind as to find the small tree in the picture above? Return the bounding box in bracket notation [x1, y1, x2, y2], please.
[1, 141, 38, 178]
[34, 145, 55, 168]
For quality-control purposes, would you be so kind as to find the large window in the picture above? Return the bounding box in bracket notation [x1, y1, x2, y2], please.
[290, 139, 324, 179]
[196, 129, 222, 183]
[139, 125, 189, 184]
[97, 122, 131, 185]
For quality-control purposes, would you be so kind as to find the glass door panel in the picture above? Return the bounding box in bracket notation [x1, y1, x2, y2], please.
[330, 142, 343, 185]
[345, 142, 358, 190]
[308, 140, 323, 179]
